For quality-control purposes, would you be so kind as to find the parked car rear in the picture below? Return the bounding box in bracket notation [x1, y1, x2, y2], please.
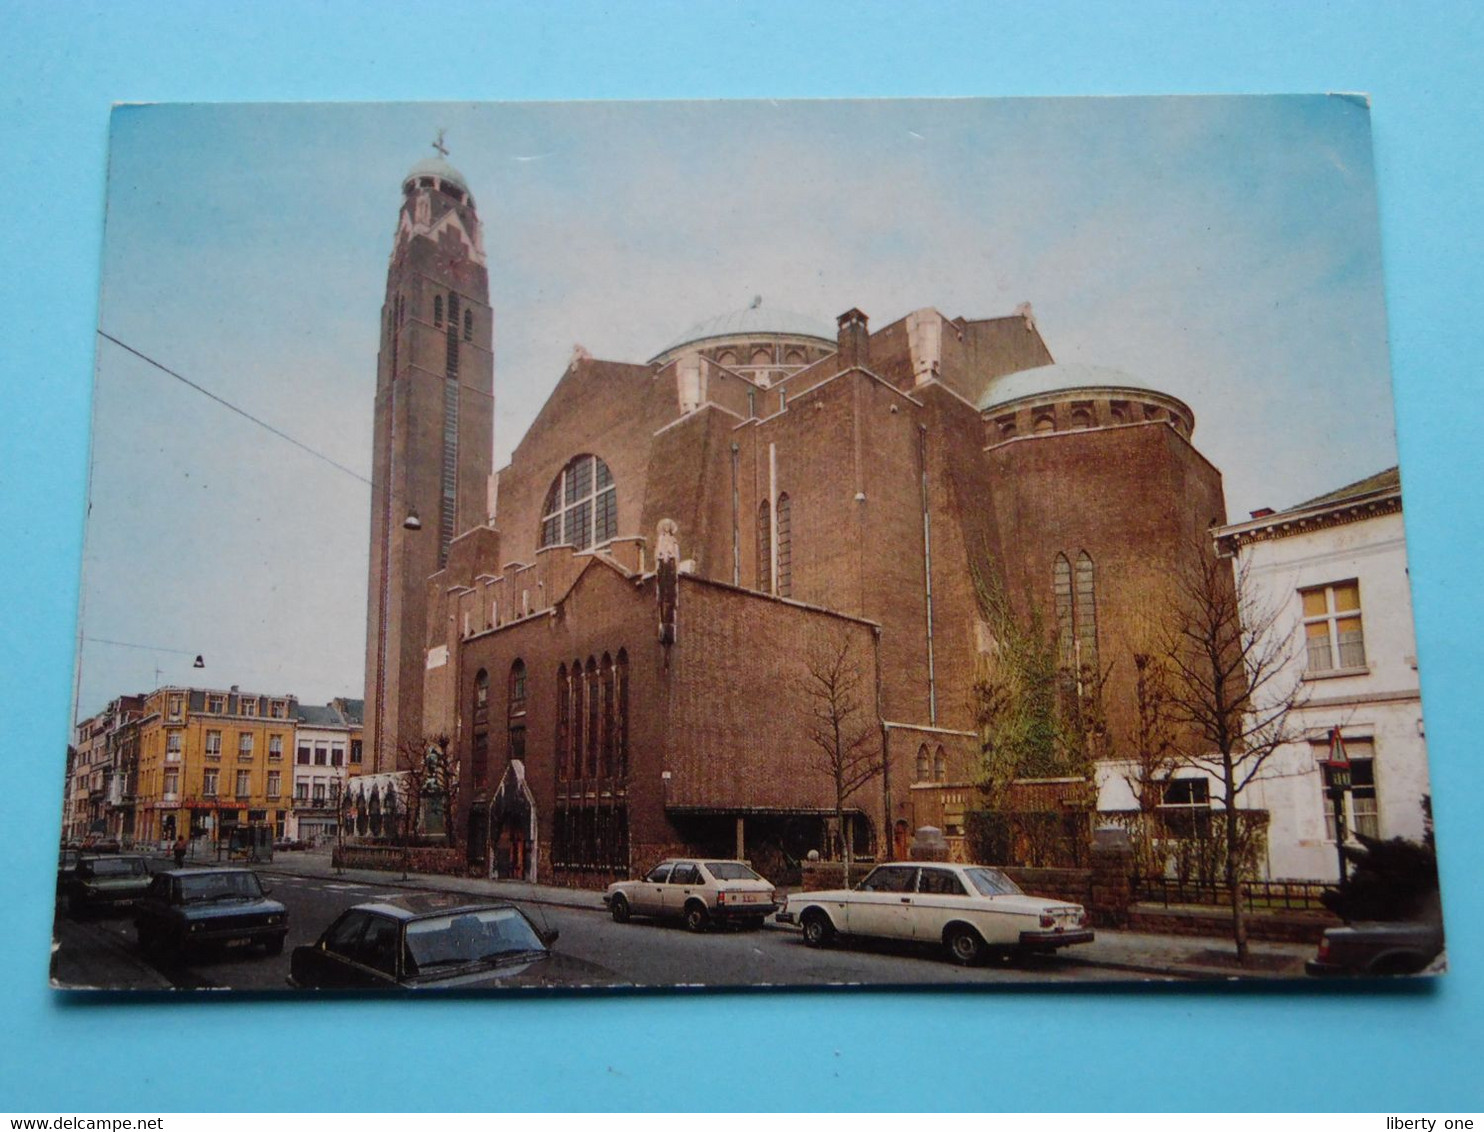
[604, 859, 778, 931]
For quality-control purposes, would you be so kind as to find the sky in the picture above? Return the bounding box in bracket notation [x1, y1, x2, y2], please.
[78, 94, 1398, 719]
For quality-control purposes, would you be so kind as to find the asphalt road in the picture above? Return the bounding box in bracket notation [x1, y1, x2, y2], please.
[52, 868, 1126, 992]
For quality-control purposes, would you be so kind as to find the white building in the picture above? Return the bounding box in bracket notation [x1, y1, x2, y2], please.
[1214, 468, 1431, 881]
[286, 699, 363, 844]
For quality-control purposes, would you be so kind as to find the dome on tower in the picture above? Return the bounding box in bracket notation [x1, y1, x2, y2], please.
[978, 362, 1163, 411]
[403, 155, 471, 196]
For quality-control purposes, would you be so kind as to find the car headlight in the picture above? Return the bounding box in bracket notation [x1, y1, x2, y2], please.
[267, 915, 282, 925]
[189, 923, 204, 933]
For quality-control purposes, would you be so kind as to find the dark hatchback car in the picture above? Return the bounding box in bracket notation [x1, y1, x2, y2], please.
[66, 854, 153, 916]
[290, 894, 621, 991]
[57, 849, 81, 897]
[134, 867, 288, 959]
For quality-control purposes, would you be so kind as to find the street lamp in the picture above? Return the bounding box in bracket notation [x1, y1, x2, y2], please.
[1321, 726, 1353, 889]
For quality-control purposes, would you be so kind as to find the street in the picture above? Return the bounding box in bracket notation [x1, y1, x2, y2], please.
[51, 864, 1130, 991]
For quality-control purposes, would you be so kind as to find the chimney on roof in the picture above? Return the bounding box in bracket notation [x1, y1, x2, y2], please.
[837, 308, 870, 370]
[1250, 508, 1274, 519]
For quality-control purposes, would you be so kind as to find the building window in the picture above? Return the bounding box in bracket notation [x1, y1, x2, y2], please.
[166, 733, 182, 761]
[314, 744, 328, 766]
[433, 294, 443, 327]
[463, 308, 473, 342]
[1302, 581, 1366, 673]
[539, 454, 618, 551]
[313, 782, 327, 805]
[266, 771, 281, 798]
[268, 734, 283, 761]
[555, 664, 571, 782]
[235, 770, 251, 798]
[204, 730, 221, 759]
[206, 695, 224, 715]
[776, 493, 793, 598]
[1053, 551, 1098, 692]
[1074, 551, 1098, 679]
[509, 659, 528, 765]
[240, 697, 258, 718]
[168, 695, 183, 720]
[586, 658, 600, 778]
[163, 769, 179, 798]
[331, 744, 344, 767]
[202, 769, 219, 797]
[601, 654, 616, 777]
[1320, 739, 1380, 840]
[756, 500, 772, 592]
[238, 733, 254, 760]
[297, 744, 311, 766]
[616, 649, 630, 778]
[296, 781, 309, 801]
[1159, 777, 1211, 839]
[933, 745, 946, 782]
[571, 659, 585, 780]
[269, 700, 286, 719]
[350, 740, 362, 765]
[915, 745, 929, 781]
[509, 659, 527, 712]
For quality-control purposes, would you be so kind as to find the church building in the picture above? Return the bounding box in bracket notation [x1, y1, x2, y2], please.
[365, 150, 1231, 886]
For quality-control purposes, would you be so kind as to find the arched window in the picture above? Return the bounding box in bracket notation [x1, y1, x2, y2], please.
[508, 659, 527, 764]
[448, 294, 460, 326]
[750, 346, 772, 367]
[1033, 412, 1056, 434]
[916, 745, 929, 781]
[784, 348, 805, 365]
[433, 294, 443, 327]
[1053, 553, 1075, 672]
[463, 308, 473, 342]
[1075, 551, 1098, 678]
[775, 493, 792, 598]
[616, 649, 629, 778]
[756, 500, 772, 592]
[1069, 407, 1093, 429]
[570, 659, 585, 779]
[555, 664, 570, 781]
[716, 350, 738, 367]
[472, 669, 490, 787]
[540, 455, 617, 550]
[585, 658, 600, 778]
[933, 746, 946, 782]
[601, 653, 616, 777]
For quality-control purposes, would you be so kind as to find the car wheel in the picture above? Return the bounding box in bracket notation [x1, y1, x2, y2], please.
[610, 895, 631, 924]
[683, 902, 709, 933]
[945, 924, 986, 966]
[801, 910, 835, 948]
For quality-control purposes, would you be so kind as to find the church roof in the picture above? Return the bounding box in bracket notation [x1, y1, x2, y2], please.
[977, 362, 1164, 411]
[651, 302, 836, 361]
[405, 155, 470, 194]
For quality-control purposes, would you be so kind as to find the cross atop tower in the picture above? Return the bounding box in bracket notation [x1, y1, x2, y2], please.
[432, 128, 449, 159]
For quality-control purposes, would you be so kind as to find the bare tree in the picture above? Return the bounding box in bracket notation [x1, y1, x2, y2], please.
[1118, 649, 1183, 881]
[394, 732, 459, 853]
[1160, 546, 1308, 964]
[803, 631, 882, 887]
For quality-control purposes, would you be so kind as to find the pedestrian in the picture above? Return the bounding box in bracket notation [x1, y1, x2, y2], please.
[173, 835, 187, 868]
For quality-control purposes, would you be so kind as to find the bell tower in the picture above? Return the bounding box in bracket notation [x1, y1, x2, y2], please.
[365, 134, 494, 772]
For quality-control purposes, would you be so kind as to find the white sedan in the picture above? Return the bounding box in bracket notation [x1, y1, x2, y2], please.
[777, 861, 1093, 965]
[603, 859, 779, 931]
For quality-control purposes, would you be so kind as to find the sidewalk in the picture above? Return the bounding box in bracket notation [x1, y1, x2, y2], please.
[260, 848, 1312, 980]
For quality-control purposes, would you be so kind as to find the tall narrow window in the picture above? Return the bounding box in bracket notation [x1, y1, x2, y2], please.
[916, 745, 930, 781]
[1074, 551, 1098, 678]
[433, 294, 443, 327]
[756, 500, 772, 592]
[616, 649, 630, 779]
[586, 658, 600, 778]
[571, 658, 585, 779]
[556, 665, 571, 781]
[601, 654, 616, 777]
[775, 493, 792, 598]
[463, 308, 473, 342]
[539, 455, 617, 550]
[1053, 553, 1074, 671]
[933, 745, 946, 782]
[472, 669, 489, 787]
[508, 660, 527, 764]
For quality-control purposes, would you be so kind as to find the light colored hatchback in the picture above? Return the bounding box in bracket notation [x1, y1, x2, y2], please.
[604, 859, 779, 931]
[777, 861, 1093, 965]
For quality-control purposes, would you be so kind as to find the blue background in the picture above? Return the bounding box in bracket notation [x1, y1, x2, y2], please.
[2, 1, 1480, 1113]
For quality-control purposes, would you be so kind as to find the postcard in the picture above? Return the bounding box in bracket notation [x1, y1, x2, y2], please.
[55, 96, 1441, 991]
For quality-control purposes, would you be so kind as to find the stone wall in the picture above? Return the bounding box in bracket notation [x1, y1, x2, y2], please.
[1128, 904, 1339, 944]
[334, 843, 468, 876]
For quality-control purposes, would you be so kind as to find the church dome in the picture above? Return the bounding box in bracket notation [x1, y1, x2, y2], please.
[650, 301, 836, 363]
[404, 155, 470, 195]
[978, 362, 1163, 411]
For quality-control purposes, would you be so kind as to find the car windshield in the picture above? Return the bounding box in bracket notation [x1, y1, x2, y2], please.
[963, 867, 1024, 897]
[704, 862, 762, 881]
[87, 858, 146, 877]
[405, 908, 547, 970]
[178, 872, 263, 903]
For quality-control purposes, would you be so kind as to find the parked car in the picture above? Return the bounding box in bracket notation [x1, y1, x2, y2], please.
[66, 854, 153, 916]
[603, 859, 779, 931]
[134, 867, 288, 959]
[289, 894, 620, 990]
[1304, 920, 1445, 976]
[777, 861, 1093, 965]
[57, 848, 81, 897]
